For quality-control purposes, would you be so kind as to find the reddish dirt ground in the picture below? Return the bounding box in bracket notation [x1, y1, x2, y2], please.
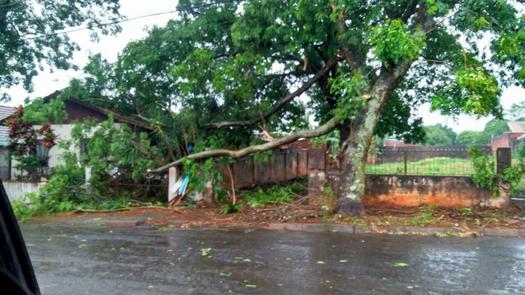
[46, 195, 525, 232]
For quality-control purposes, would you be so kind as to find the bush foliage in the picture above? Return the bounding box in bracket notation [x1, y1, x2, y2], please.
[12, 116, 165, 220]
[469, 147, 525, 196]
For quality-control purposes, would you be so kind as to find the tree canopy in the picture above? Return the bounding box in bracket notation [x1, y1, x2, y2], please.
[60, 0, 525, 214]
[508, 101, 525, 120]
[456, 119, 510, 144]
[0, 0, 122, 97]
[423, 124, 457, 145]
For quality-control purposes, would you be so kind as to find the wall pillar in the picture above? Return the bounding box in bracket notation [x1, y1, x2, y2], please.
[496, 147, 512, 174]
[307, 148, 327, 196]
[168, 166, 178, 203]
[84, 166, 92, 185]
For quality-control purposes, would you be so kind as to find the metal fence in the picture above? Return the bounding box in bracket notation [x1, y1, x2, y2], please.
[365, 145, 492, 176]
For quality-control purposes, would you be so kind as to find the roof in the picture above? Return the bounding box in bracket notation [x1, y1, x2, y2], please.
[66, 98, 153, 131]
[0, 106, 16, 122]
[508, 121, 525, 133]
[43, 90, 153, 131]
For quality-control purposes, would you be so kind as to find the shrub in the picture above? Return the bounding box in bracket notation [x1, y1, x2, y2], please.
[469, 146, 525, 195]
[242, 182, 305, 208]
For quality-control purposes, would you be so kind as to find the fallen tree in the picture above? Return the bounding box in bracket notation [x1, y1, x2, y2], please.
[154, 117, 340, 172]
[66, 1, 522, 215]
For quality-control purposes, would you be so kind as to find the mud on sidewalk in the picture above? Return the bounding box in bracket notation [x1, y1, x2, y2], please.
[30, 195, 525, 238]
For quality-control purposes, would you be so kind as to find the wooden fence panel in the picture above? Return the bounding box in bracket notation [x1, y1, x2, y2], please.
[234, 157, 254, 188]
[212, 147, 325, 190]
[215, 163, 231, 188]
[286, 149, 298, 180]
[255, 159, 272, 185]
[308, 149, 325, 170]
[297, 150, 308, 177]
[271, 151, 287, 182]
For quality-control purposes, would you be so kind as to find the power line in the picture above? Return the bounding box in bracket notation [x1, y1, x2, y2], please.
[22, 9, 179, 40]
[21, 0, 242, 41]
[0, 1, 22, 10]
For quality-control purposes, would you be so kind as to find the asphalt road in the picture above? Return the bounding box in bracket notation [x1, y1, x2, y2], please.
[21, 223, 525, 295]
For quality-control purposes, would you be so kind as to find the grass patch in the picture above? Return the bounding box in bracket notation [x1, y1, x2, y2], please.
[241, 181, 306, 208]
[410, 205, 440, 226]
[411, 212, 439, 226]
[458, 207, 473, 215]
[366, 157, 475, 176]
[10, 193, 161, 222]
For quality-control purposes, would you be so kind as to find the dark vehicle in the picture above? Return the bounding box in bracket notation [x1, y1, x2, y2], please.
[0, 181, 40, 295]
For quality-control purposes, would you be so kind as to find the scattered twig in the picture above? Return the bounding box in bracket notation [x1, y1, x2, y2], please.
[226, 164, 237, 205]
[74, 205, 180, 213]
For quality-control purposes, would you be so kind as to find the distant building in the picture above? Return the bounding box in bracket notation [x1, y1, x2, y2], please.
[382, 139, 418, 148]
[491, 121, 525, 152]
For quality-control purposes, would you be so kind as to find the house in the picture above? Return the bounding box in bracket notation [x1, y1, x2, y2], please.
[491, 121, 525, 152]
[0, 106, 17, 179]
[1, 91, 152, 181]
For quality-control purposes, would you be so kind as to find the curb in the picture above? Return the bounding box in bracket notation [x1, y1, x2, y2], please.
[266, 223, 525, 238]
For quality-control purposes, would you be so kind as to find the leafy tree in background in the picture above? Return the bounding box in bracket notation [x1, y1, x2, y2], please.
[483, 118, 509, 138]
[64, 0, 525, 215]
[456, 119, 509, 145]
[457, 130, 486, 145]
[423, 124, 456, 145]
[0, 0, 122, 97]
[507, 101, 525, 120]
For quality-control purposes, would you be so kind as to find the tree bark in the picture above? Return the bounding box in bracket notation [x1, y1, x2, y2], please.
[335, 100, 383, 215]
[333, 5, 435, 215]
[334, 59, 418, 215]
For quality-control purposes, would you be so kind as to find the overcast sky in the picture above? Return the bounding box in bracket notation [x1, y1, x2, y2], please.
[3, 0, 525, 133]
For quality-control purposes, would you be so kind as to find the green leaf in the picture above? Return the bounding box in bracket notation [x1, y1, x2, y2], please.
[392, 262, 409, 268]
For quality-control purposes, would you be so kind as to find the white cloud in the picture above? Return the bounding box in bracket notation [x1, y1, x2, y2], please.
[418, 86, 525, 132]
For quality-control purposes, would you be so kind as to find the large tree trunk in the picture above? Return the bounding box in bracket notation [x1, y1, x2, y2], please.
[334, 74, 405, 215]
[335, 140, 369, 215]
[335, 114, 380, 215]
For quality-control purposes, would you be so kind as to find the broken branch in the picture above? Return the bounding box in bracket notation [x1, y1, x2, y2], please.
[205, 57, 339, 129]
[152, 117, 340, 173]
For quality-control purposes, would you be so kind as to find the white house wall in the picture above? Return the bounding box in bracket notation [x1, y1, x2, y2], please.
[10, 124, 80, 179]
[11, 123, 123, 179]
[3, 181, 45, 201]
[37, 124, 81, 169]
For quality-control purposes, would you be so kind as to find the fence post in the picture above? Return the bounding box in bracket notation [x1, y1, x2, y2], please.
[168, 166, 178, 203]
[496, 147, 512, 174]
[307, 148, 326, 196]
[403, 150, 408, 175]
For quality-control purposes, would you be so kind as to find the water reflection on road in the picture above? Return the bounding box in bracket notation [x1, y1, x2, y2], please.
[21, 223, 525, 294]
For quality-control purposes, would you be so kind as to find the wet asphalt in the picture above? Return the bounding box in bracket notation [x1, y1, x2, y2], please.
[20, 223, 525, 295]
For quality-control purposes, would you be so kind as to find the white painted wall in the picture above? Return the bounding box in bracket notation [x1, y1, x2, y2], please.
[11, 124, 81, 179]
[10, 123, 124, 180]
[3, 181, 45, 201]
[39, 124, 81, 169]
